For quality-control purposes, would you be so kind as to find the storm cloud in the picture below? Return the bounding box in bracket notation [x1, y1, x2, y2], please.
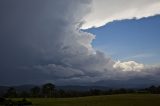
[82, 0, 160, 29]
[0, 0, 160, 87]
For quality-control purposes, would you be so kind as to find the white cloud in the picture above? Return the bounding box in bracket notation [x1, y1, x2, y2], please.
[82, 0, 160, 29]
[113, 61, 144, 72]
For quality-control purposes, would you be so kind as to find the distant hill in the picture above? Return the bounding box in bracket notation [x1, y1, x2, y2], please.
[57, 85, 109, 91]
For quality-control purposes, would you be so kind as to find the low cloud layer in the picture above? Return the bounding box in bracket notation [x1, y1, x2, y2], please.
[0, 0, 160, 87]
[82, 0, 160, 29]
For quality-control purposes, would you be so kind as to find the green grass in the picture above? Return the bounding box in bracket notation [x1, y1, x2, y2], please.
[13, 94, 160, 106]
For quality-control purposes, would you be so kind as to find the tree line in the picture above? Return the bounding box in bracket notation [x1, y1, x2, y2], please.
[2, 83, 160, 98]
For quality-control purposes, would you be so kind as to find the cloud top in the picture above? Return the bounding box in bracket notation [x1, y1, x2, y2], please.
[82, 0, 160, 29]
[113, 61, 144, 72]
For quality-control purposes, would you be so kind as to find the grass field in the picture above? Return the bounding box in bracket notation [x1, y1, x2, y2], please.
[13, 94, 160, 106]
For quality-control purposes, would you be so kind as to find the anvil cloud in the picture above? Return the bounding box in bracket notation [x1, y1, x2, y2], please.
[82, 0, 160, 29]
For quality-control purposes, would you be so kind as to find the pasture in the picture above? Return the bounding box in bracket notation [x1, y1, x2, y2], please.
[13, 94, 160, 106]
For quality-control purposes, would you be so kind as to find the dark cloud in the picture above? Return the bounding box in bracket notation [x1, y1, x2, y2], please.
[0, 0, 160, 87]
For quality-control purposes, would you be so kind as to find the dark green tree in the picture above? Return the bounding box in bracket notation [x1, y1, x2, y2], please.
[42, 83, 55, 98]
[20, 91, 30, 98]
[148, 85, 156, 93]
[30, 86, 40, 97]
[5, 87, 17, 98]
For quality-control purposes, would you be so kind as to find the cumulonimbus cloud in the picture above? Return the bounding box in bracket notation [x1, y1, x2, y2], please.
[0, 0, 160, 87]
[82, 0, 160, 29]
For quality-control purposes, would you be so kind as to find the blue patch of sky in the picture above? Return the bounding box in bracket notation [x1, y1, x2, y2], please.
[85, 15, 160, 64]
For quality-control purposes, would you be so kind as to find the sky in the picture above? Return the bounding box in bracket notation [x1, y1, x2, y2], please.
[86, 15, 160, 64]
[0, 0, 160, 87]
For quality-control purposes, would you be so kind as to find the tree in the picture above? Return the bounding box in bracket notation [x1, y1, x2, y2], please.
[148, 85, 156, 93]
[157, 86, 160, 94]
[19, 91, 30, 98]
[5, 87, 17, 98]
[30, 86, 40, 97]
[89, 89, 101, 95]
[42, 83, 55, 98]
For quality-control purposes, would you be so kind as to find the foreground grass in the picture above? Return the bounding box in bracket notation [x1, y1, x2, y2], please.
[14, 94, 160, 106]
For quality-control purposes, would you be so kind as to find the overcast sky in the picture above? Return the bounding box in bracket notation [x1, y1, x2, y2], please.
[0, 0, 160, 87]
